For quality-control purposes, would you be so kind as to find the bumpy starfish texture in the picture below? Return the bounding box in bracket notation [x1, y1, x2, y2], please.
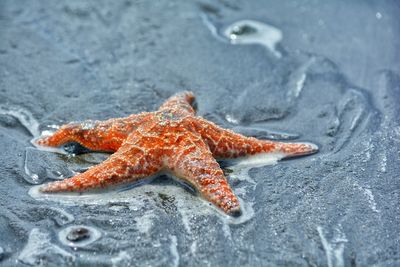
[36, 91, 318, 216]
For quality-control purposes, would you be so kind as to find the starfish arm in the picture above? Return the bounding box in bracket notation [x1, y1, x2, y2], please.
[193, 118, 318, 159]
[40, 137, 162, 193]
[158, 91, 196, 116]
[167, 133, 241, 216]
[36, 113, 148, 152]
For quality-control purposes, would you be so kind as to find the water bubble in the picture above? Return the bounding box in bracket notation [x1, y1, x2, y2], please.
[66, 227, 90, 242]
[229, 24, 257, 39]
[24, 147, 74, 184]
[223, 20, 283, 58]
[59, 225, 101, 248]
[25, 143, 110, 185]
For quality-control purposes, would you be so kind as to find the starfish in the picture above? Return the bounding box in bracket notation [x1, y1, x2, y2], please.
[36, 91, 318, 216]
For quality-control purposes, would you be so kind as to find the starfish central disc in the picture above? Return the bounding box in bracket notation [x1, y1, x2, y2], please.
[36, 91, 318, 216]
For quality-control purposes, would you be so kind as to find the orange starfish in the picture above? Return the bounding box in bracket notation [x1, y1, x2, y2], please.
[36, 91, 318, 216]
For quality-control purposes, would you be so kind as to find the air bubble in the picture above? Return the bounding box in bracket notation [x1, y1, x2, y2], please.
[223, 20, 283, 58]
[24, 147, 74, 184]
[59, 225, 101, 248]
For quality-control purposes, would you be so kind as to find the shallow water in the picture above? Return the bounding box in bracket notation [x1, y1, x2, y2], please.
[1, 1, 399, 266]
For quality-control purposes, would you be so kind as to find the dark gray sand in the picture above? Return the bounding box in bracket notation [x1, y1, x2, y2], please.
[0, 1, 399, 266]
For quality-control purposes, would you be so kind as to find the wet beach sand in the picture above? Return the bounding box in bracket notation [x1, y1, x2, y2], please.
[0, 1, 399, 266]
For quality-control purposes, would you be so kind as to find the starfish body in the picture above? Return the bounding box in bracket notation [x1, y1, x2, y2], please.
[36, 92, 318, 216]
